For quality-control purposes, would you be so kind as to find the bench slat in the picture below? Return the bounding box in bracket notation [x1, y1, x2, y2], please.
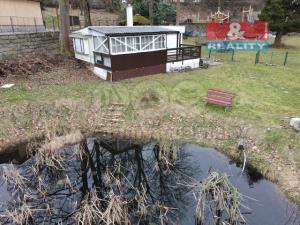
[203, 96, 232, 106]
[206, 93, 233, 102]
[208, 89, 234, 99]
[208, 88, 235, 96]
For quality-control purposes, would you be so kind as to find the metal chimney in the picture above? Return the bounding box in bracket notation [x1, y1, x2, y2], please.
[126, 4, 133, 26]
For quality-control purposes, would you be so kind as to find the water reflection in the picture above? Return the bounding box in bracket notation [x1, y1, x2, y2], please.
[229, 159, 264, 187]
[0, 139, 298, 225]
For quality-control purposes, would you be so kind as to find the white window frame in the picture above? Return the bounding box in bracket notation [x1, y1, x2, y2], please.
[109, 34, 166, 55]
[93, 36, 109, 53]
[74, 38, 85, 54]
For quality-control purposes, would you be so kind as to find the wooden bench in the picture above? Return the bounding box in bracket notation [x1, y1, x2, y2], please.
[203, 88, 235, 111]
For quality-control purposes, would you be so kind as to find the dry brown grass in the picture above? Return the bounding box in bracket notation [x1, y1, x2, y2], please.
[1, 203, 33, 225]
[40, 130, 83, 152]
[74, 191, 129, 225]
[195, 172, 245, 225]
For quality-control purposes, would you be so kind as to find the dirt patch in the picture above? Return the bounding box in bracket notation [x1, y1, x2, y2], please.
[0, 53, 98, 86]
[0, 53, 56, 82]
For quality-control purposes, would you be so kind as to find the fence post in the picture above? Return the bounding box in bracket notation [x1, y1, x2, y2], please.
[10, 16, 14, 33]
[231, 50, 235, 62]
[34, 17, 37, 33]
[255, 51, 260, 64]
[283, 51, 288, 66]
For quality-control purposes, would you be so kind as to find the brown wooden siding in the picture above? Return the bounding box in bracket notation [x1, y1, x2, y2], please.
[111, 50, 167, 71]
[109, 50, 167, 81]
[112, 64, 166, 81]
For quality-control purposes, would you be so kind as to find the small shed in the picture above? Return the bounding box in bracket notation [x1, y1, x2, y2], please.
[70, 26, 201, 81]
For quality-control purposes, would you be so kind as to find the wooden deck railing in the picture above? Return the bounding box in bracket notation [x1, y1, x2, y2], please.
[167, 44, 201, 62]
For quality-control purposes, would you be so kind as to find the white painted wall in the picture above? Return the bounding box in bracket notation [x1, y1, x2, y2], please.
[103, 56, 111, 67]
[93, 67, 108, 80]
[163, 26, 185, 50]
[166, 33, 178, 49]
[74, 53, 90, 63]
[88, 37, 95, 64]
[73, 37, 94, 63]
[166, 58, 200, 72]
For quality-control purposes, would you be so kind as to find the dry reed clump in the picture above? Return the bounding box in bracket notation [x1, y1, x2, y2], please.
[2, 164, 27, 192]
[134, 185, 149, 219]
[35, 131, 83, 170]
[157, 140, 180, 170]
[0, 203, 33, 225]
[195, 172, 245, 225]
[101, 191, 129, 225]
[40, 130, 83, 153]
[74, 191, 129, 225]
[74, 191, 103, 225]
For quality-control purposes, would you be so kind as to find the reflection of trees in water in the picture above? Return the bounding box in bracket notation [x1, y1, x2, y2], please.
[2, 139, 299, 225]
[0, 138, 194, 224]
[229, 159, 263, 187]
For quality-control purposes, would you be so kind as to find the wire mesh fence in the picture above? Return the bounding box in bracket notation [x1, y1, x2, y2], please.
[201, 49, 235, 63]
[199, 46, 299, 69]
[255, 51, 299, 69]
[0, 16, 85, 34]
[0, 16, 45, 33]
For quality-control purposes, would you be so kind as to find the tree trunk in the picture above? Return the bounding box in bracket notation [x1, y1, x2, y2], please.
[104, 0, 114, 12]
[274, 31, 283, 47]
[176, 0, 180, 25]
[149, 0, 154, 25]
[80, 0, 92, 27]
[59, 0, 70, 54]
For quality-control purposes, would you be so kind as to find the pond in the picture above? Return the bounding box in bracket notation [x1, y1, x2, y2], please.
[0, 137, 299, 225]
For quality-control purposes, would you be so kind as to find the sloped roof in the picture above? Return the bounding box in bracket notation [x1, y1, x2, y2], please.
[88, 26, 179, 36]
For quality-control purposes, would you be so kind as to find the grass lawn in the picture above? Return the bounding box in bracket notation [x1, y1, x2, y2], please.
[0, 36, 300, 205]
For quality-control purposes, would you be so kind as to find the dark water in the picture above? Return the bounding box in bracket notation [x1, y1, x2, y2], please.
[179, 144, 300, 225]
[0, 139, 299, 225]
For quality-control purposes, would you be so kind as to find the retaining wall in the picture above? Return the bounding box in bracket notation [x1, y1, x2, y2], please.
[0, 31, 60, 59]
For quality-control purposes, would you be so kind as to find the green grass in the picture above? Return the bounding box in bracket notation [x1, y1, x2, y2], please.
[1, 37, 300, 145]
[0, 35, 300, 204]
[43, 15, 58, 30]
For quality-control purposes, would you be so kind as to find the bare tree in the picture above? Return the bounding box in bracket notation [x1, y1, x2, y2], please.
[59, 0, 71, 53]
[80, 0, 92, 27]
[176, 0, 180, 25]
[104, 0, 114, 12]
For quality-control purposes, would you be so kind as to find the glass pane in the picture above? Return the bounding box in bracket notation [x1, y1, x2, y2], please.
[154, 35, 160, 49]
[162, 35, 166, 48]
[75, 38, 83, 53]
[141, 36, 153, 50]
[111, 38, 117, 53]
[126, 37, 134, 52]
[120, 37, 126, 52]
[93, 37, 99, 49]
[135, 37, 140, 50]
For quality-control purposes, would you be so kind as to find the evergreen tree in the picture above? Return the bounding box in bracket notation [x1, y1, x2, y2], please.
[259, 0, 300, 46]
